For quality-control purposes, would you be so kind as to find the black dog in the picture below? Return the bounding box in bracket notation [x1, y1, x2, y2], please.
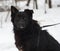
[11, 6, 60, 51]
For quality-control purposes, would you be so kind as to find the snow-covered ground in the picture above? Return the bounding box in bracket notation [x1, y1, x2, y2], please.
[0, 0, 60, 51]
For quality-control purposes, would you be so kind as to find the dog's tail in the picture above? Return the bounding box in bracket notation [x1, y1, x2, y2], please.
[41, 23, 60, 28]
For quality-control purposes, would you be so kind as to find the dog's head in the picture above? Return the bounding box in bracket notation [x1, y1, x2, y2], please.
[11, 6, 33, 30]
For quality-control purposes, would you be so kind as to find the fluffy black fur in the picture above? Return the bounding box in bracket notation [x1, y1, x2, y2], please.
[11, 6, 60, 51]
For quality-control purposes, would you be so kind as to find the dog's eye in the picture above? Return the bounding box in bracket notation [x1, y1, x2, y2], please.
[16, 14, 20, 17]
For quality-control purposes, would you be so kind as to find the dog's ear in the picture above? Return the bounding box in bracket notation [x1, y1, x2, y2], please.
[11, 6, 18, 22]
[24, 9, 34, 17]
[11, 6, 18, 14]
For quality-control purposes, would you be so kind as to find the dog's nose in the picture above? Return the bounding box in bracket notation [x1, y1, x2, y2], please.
[18, 20, 25, 29]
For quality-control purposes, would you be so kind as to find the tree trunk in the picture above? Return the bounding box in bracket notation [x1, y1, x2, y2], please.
[48, 0, 52, 8]
[45, 0, 47, 3]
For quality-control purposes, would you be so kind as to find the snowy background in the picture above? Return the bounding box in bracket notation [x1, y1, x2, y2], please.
[0, 0, 60, 51]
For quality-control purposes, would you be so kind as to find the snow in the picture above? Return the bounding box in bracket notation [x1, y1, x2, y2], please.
[0, 0, 60, 51]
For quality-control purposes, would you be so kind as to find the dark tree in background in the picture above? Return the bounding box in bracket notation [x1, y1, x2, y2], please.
[48, 0, 52, 8]
[45, 0, 52, 8]
[27, 0, 38, 9]
[45, 0, 47, 3]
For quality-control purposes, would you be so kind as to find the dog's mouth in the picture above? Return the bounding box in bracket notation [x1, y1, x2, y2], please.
[14, 20, 28, 30]
[14, 25, 25, 30]
[16, 24, 26, 29]
[19, 25, 25, 29]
